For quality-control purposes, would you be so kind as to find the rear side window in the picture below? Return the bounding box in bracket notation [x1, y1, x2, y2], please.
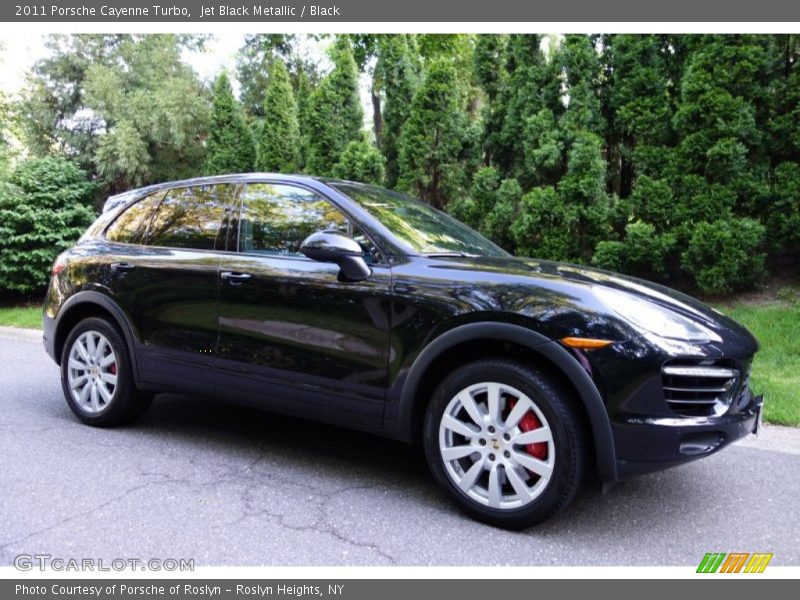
[146, 184, 238, 250]
[105, 192, 164, 244]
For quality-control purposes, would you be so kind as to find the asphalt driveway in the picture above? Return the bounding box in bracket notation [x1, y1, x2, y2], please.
[1, 327, 798, 566]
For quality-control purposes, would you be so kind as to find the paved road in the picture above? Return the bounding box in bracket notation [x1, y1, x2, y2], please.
[0, 328, 798, 566]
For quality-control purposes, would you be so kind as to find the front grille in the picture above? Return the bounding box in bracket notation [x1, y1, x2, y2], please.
[661, 362, 740, 417]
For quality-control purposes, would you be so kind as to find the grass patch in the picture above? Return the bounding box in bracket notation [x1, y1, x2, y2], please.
[714, 296, 800, 426]
[0, 304, 42, 329]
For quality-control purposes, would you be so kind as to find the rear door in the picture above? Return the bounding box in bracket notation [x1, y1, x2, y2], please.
[104, 183, 240, 393]
[215, 182, 393, 429]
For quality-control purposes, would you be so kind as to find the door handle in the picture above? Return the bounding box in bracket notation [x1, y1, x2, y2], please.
[221, 271, 252, 285]
[110, 262, 135, 272]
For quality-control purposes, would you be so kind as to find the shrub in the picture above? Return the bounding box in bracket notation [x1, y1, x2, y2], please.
[332, 141, 385, 185]
[592, 222, 675, 279]
[680, 218, 766, 294]
[628, 175, 674, 228]
[0, 157, 96, 295]
[511, 186, 579, 261]
[447, 166, 501, 230]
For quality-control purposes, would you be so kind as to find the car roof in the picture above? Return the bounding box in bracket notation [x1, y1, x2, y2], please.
[102, 173, 360, 213]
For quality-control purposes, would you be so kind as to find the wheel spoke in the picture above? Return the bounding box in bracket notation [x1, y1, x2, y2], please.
[486, 383, 502, 424]
[86, 333, 97, 358]
[513, 452, 553, 479]
[441, 445, 478, 462]
[505, 465, 533, 503]
[99, 353, 116, 367]
[458, 459, 484, 493]
[457, 390, 484, 427]
[78, 381, 91, 404]
[97, 381, 113, 404]
[487, 464, 502, 508]
[441, 414, 479, 438]
[95, 337, 108, 361]
[513, 426, 552, 446]
[70, 374, 89, 390]
[90, 385, 100, 411]
[75, 340, 91, 363]
[504, 396, 531, 430]
[99, 372, 117, 386]
[68, 358, 87, 372]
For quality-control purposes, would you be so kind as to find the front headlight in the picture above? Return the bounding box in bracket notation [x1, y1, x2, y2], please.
[593, 286, 714, 342]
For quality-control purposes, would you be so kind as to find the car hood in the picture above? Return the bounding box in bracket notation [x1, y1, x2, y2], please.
[428, 254, 757, 347]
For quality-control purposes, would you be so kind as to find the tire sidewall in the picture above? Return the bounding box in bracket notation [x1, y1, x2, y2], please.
[423, 360, 583, 528]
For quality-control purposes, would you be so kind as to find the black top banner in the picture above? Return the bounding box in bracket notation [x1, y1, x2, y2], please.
[4, 0, 800, 22]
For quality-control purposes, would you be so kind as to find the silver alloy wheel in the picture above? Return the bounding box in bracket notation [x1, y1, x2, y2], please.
[438, 382, 555, 510]
[67, 330, 118, 414]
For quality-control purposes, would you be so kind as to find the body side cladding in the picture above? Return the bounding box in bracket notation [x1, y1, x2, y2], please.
[390, 321, 618, 482]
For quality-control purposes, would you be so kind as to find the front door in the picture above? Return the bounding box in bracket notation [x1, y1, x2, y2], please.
[215, 182, 392, 429]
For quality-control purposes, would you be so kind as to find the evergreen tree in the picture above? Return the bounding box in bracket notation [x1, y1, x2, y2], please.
[376, 35, 420, 188]
[509, 36, 611, 262]
[306, 36, 364, 176]
[256, 60, 300, 173]
[672, 36, 771, 218]
[294, 66, 313, 170]
[205, 72, 256, 175]
[670, 36, 771, 290]
[474, 35, 509, 168]
[398, 58, 465, 209]
[499, 35, 564, 186]
[236, 34, 295, 118]
[605, 35, 673, 194]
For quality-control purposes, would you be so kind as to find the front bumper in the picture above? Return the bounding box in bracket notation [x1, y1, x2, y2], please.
[612, 389, 763, 479]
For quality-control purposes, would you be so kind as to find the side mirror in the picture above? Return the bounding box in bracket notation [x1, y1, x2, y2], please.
[300, 231, 372, 282]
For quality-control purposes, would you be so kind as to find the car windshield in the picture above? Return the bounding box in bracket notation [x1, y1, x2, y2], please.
[331, 182, 509, 257]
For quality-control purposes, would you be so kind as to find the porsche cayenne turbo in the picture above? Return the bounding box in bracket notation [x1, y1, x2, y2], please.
[43, 174, 763, 528]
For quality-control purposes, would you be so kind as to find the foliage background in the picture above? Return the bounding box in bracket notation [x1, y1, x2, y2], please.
[2, 33, 800, 297]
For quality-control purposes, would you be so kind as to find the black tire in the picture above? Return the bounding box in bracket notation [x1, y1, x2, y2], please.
[60, 317, 153, 427]
[423, 359, 588, 529]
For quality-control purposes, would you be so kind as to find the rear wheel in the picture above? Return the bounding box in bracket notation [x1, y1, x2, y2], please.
[423, 359, 587, 529]
[60, 317, 152, 426]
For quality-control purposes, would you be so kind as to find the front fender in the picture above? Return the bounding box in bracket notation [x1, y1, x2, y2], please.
[384, 321, 618, 482]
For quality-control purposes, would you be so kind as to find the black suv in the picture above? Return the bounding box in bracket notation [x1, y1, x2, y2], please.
[44, 174, 763, 528]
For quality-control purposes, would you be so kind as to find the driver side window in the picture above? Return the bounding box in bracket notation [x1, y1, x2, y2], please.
[238, 183, 380, 263]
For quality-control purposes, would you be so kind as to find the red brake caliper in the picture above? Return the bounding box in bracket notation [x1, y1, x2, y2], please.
[508, 398, 547, 461]
[109, 363, 117, 375]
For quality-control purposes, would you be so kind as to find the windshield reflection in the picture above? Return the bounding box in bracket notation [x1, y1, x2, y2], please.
[332, 182, 509, 258]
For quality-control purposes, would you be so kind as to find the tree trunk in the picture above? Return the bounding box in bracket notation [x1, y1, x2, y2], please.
[372, 89, 383, 149]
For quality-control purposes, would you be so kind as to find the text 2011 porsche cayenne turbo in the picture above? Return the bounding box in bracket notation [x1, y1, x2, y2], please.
[44, 174, 763, 528]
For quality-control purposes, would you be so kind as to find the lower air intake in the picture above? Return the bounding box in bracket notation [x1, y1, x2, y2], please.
[662, 363, 740, 417]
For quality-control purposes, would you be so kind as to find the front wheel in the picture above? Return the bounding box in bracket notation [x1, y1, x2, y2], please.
[423, 359, 587, 529]
[60, 317, 152, 426]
